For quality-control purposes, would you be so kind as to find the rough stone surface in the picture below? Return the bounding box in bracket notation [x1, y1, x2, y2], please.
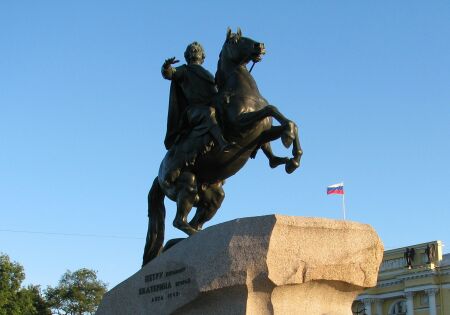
[96, 215, 384, 315]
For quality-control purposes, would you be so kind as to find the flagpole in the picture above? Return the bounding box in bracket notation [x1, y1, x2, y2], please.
[342, 193, 346, 220]
[342, 182, 346, 220]
[327, 182, 346, 220]
[342, 182, 345, 220]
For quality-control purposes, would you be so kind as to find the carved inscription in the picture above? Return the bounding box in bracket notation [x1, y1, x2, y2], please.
[139, 267, 191, 303]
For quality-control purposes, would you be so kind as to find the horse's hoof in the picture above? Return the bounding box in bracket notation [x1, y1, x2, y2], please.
[173, 220, 198, 236]
[182, 226, 198, 236]
[188, 220, 203, 231]
[285, 158, 300, 174]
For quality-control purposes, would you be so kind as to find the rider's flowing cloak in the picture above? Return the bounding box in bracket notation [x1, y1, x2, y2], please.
[164, 64, 217, 150]
[164, 79, 188, 150]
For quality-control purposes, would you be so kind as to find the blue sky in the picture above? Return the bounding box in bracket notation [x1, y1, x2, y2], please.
[1, 1, 449, 289]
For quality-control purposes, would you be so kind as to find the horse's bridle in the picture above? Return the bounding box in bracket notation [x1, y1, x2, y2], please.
[249, 61, 256, 73]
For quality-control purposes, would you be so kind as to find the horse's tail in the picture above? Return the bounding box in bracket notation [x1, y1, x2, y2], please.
[142, 177, 165, 267]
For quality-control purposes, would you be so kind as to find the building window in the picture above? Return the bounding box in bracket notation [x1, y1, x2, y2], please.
[420, 293, 429, 306]
[389, 300, 407, 315]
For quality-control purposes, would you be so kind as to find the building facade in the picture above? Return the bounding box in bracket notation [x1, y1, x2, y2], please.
[354, 241, 450, 315]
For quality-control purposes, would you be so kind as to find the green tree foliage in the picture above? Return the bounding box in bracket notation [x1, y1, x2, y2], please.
[27, 285, 51, 315]
[45, 268, 107, 315]
[0, 253, 50, 315]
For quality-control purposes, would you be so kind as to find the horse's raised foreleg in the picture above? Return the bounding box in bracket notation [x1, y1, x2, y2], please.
[260, 142, 289, 168]
[236, 105, 283, 127]
[257, 107, 303, 172]
[287, 126, 303, 174]
[173, 171, 199, 236]
[256, 125, 302, 174]
[237, 105, 296, 148]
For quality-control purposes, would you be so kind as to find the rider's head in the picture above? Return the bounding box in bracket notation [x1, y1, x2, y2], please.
[184, 42, 205, 65]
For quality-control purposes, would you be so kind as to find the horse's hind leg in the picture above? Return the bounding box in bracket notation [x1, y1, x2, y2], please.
[173, 171, 199, 236]
[189, 182, 225, 231]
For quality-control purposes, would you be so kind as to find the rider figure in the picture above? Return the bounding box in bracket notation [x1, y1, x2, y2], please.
[162, 42, 233, 153]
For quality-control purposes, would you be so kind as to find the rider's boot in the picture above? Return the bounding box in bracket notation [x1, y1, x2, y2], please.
[210, 125, 236, 153]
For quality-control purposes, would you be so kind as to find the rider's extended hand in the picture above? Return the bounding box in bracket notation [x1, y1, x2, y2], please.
[163, 57, 180, 68]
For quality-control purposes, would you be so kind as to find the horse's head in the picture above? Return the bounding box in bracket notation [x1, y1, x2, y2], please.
[220, 27, 266, 67]
[215, 28, 266, 87]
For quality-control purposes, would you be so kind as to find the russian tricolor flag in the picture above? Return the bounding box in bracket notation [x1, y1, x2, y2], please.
[327, 183, 344, 195]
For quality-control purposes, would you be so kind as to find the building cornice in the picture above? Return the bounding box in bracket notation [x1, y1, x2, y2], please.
[357, 284, 439, 301]
[375, 265, 450, 288]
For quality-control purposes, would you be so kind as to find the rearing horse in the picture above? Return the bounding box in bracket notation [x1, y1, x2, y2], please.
[142, 28, 302, 266]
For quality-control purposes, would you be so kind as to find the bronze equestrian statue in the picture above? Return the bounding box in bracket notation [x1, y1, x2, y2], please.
[142, 28, 303, 266]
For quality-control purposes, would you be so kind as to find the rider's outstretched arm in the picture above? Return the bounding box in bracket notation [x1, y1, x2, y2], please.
[161, 57, 180, 80]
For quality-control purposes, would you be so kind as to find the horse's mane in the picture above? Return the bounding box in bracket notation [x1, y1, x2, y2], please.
[214, 51, 225, 89]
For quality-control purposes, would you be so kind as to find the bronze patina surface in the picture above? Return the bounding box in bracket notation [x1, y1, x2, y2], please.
[143, 28, 303, 266]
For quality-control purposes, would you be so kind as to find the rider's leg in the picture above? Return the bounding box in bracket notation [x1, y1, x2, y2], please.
[190, 105, 235, 152]
[207, 107, 236, 152]
[209, 124, 235, 152]
[173, 171, 199, 236]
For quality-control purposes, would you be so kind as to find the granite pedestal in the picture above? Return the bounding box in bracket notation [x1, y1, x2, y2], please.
[96, 215, 383, 315]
